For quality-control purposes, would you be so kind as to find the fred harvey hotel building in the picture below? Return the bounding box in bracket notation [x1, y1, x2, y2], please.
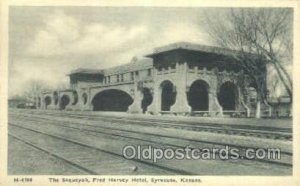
[37, 42, 270, 117]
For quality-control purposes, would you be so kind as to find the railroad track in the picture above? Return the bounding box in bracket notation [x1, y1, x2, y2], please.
[10, 113, 292, 168]
[8, 133, 97, 175]
[9, 124, 194, 175]
[12, 109, 292, 140]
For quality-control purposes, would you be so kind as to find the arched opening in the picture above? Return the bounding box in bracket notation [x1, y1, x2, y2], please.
[141, 88, 153, 113]
[53, 91, 59, 105]
[82, 93, 88, 105]
[37, 97, 41, 108]
[247, 87, 258, 105]
[72, 91, 78, 105]
[44, 96, 51, 109]
[246, 82, 259, 117]
[246, 82, 258, 105]
[92, 89, 133, 111]
[188, 80, 209, 111]
[218, 81, 237, 111]
[160, 80, 176, 111]
[60, 95, 70, 110]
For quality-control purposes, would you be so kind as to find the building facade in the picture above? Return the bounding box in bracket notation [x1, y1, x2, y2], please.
[269, 96, 292, 117]
[37, 42, 271, 117]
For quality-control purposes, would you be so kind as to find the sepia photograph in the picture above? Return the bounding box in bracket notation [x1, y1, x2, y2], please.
[1, 0, 299, 185]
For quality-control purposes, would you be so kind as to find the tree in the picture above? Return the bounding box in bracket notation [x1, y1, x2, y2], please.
[204, 8, 293, 117]
[56, 82, 69, 90]
[23, 80, 50, 102]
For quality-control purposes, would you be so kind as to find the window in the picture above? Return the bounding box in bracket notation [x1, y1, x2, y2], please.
[135, 71, 139, 77]
[131, 72, 134, 81]
[72, 91, 78, 105]
[147, 69, 152, 76]
[250, 98, 256, 103]
[82, 93, 88, 105]
[121, 74, 124, 82]
[107, 76, 111, 83]
[117, 75, 120, 82]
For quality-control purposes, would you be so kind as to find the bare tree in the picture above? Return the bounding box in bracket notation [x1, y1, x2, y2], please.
[269, 75, 280, 98]
[204, 8, 293, 117]
[23, 80, 50, 102]
[56, 82, 69, 90]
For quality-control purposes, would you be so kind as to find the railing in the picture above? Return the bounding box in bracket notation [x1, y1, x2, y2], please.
[191, 111, 217, 117]
[159, 111, 189, 116]
[222, 111, 247, 118]
[79, 80, 135, 89]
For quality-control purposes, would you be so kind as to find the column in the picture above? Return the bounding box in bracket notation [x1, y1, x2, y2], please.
[170, 62, 191, 114]
[35, 97, 40, 109]
[237, 87, 251, 117]
[41, 96, 46, 109]
[208, 91, 223, 117]
[146, 67, 160, 114]
[146, 84, 161, 115]
[86, 88, 94, 111]
[47, 94, 56, 110]
[128, 82, 143, 113]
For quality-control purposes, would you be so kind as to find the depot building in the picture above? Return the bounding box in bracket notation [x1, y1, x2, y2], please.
[37, 42, 270, 117]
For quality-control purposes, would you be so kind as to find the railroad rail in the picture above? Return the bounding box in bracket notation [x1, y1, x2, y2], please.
[9, 124, 194, 175]
[8, 133, 98, 175]
[12, 109, 292, 140]
[10, 112, 292, 168]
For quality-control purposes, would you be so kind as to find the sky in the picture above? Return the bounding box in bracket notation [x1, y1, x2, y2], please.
[8, 7, 292, 98]
[9, 6, 215, 97]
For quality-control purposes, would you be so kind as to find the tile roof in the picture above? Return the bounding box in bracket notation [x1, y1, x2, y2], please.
[146, 42, 240, 57]
[68, 68, 104, 75]
[69, 57, 153, 76]
[103, 57, 153, 75]
[68, 42, 246, 76]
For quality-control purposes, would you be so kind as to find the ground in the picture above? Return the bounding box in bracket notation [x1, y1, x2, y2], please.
[8, 109, 292, 175]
